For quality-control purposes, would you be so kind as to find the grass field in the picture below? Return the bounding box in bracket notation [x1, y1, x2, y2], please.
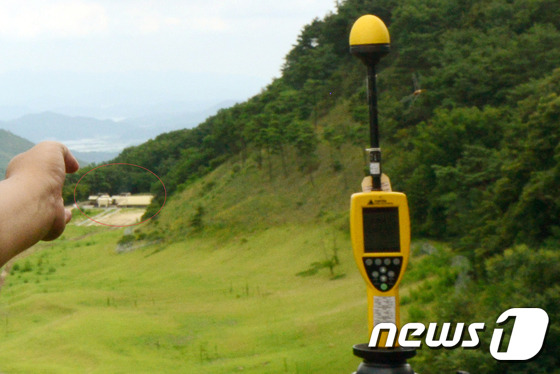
[0, 222, 381, 373]
[0, 148, 451, 373]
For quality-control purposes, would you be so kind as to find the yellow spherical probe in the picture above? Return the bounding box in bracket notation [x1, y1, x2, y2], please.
[349, 15, 391, 65]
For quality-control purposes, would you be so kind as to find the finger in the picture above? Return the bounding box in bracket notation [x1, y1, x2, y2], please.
[61, 144, 80, 174]
[65, 208, 72, 223]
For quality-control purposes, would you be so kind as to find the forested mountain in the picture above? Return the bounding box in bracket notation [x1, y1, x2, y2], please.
[63, 0, 560, 371]
[66, 0, 560, 254]
[0, 129, 34, 176]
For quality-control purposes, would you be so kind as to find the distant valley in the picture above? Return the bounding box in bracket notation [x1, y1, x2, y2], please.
[0, 100, 236, 164]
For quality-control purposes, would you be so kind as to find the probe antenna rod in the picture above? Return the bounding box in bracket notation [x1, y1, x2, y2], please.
[367, 64, 382, 191]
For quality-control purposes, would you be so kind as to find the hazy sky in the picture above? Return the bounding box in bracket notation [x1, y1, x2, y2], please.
[0, 0, 336, 119]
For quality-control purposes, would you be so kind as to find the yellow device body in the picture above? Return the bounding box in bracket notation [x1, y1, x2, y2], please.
[350, 191, 410, 347]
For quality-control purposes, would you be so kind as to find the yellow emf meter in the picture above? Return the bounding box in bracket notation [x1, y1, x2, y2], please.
[350, 190, 410, 346]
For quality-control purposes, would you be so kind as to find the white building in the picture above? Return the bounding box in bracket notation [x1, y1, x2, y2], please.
[116, 195, 154, 207]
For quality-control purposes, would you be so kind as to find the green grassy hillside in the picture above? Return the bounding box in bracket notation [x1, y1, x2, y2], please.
[0, 223, 367, 373]
[150, 147, 361, 239]
[0, 137, 431, 373]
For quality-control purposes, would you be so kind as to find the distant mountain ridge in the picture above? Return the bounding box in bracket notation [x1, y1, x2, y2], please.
[0, 101, 236, 164]
[0, 129, 34, 177]
[0, 111, 160, 149]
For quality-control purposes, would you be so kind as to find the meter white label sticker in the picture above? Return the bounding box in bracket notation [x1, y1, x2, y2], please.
[373, 296, 396, 326]
[370, 162, 381, 175]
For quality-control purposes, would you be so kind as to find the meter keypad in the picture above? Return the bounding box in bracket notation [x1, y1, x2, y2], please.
[363, 256, 403, 292]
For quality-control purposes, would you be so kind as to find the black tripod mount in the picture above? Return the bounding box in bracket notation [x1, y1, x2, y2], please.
[352, 344, 416, 374]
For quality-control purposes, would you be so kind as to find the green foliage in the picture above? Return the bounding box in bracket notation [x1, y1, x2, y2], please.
[296, 239, 343, 280]
[21, 260, 33, 273]
[117, 234, 135, 246]
[190, 205, 205, 232]
[410, 244, 560, 374]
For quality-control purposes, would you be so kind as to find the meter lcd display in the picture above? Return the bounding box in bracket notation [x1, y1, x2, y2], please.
[362, 207, 400, 252]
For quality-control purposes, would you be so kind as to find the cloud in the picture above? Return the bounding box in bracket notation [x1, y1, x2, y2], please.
[0, 0, 108, 40]
[115, 3, 228, 35]
[117, 5, 184, 35]
[64, 136, 136, 152]
[0, 0, 335, 98]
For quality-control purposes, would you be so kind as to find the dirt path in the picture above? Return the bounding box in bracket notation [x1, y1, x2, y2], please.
[73, 208, 145, 226]
[100, 210, 145, 226]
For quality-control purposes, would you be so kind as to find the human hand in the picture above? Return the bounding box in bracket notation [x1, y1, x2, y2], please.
[6, 141, 80, 241]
